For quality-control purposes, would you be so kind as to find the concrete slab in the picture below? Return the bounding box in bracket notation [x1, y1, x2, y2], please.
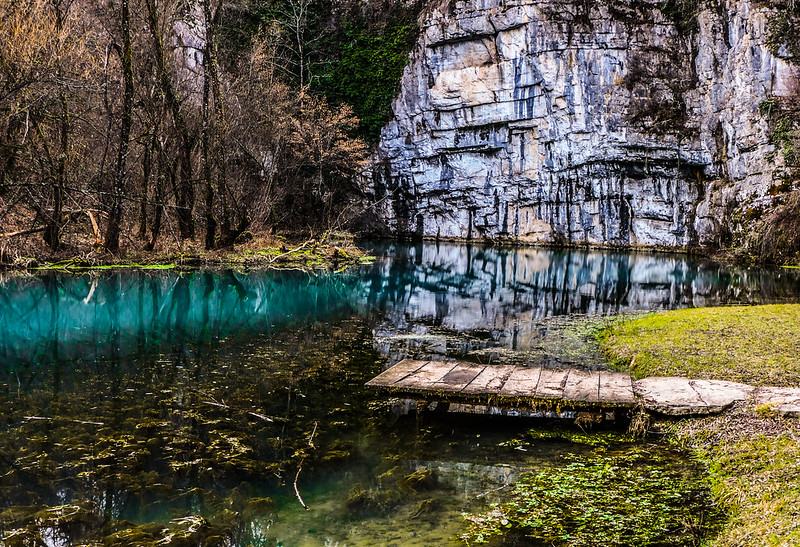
[366, 359, 428, 387]
[563, 369, 600, 403]
[754, 387, 800, 417]
[634, 377, 706, 415]
[461, 365, 516, 394]
[499, 367, 542, 397]
[534, 368, 570, 399]
[689, 379, 755, 413]
[394, 360, 457, 390]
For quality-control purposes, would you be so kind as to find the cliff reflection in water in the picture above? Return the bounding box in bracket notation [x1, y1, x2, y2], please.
[2, 243, 800, 366]
[357, 242, 800, 351]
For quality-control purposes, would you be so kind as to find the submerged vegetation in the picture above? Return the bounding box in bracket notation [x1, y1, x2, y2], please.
[461, 449, 724, 546]
[0, 259, 739, 546]
[0, 315, 386, 545]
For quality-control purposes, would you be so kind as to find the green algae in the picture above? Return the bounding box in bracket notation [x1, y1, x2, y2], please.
[460, 448, 725, 546]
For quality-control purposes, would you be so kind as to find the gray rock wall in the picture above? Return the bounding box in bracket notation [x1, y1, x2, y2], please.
[364, 0, 798, 249]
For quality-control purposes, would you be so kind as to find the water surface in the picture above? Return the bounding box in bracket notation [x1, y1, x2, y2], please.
[1, 243, 798, 545]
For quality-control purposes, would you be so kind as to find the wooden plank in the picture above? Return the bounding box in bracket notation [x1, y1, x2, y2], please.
[563, 369, 600, 403]
[534, 368, 570, 399]
[598, 371, 636, 404]
[432, 363, 486, 392]
[461, 365, 516, 394]
[366, 359, 429, 387]
[394, 360, 458, 390]
[499, 367, 542, 397]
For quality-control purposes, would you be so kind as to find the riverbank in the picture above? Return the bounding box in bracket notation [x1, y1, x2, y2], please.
[0, 231, 372, 272]
[599, 306, 800, 545]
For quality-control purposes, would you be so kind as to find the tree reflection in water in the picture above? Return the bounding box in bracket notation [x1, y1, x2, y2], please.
[0, 244, 798, 545]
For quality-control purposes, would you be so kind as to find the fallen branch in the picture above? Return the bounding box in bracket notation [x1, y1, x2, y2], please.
[1, 226, 46, 238]
[293, 421, 318, 511]
[86, 210, 102, 246]
[268, 239, 313, 264]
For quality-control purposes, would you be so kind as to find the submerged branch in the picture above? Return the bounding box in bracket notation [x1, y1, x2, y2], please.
[199, 400, 274, 422]
[293, 420, 318, 511]
[294, 464, 309, 511]
[23, 416, 105, 426]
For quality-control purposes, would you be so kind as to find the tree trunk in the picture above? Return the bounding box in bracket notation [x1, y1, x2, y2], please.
[146, 153, 166, 251]
[201, 53, 216, 250]
[144, 0, 195, 240]
[105, 0, 134, 253]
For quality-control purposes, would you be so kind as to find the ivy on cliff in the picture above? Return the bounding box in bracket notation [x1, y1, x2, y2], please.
[658, 0, 698, 35]
[314, 17, 420, 143]
[222, 0, 423, 145]
[766, 0, 800, 60]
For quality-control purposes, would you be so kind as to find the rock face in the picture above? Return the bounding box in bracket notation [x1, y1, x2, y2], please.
[364, 0, 798, 249]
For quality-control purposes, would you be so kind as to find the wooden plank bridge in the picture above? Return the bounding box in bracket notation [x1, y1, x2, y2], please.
[366, 359, 800, 417]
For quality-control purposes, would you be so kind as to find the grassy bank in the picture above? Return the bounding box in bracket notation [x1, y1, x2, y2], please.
[667, 411, 800, 546]
[598, 306, 800, 545]
[599, 304, 800, 386]
[1, 232, 372, 272]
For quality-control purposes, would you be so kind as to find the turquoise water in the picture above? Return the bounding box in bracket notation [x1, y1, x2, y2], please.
[1, 244, 797, 545]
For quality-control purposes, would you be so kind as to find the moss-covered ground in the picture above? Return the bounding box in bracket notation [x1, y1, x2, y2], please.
[666, 411, 800, 547]
[599, 304, 800, 386]
[598, 305, 800, 546]
[3, 232, 372, 273]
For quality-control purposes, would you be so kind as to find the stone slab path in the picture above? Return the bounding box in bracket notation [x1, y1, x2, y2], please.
[366, 359, 800, 417]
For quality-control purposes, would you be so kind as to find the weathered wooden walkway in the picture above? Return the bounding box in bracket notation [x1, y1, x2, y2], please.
[366, 359, 800, 417]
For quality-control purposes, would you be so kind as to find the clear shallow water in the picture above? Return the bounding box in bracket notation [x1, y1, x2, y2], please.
[1, 243, 798, 545]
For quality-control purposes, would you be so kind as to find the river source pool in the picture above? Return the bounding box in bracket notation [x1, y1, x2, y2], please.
[2, 243, 799, 546]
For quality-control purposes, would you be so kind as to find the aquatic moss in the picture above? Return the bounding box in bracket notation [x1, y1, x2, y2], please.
[461, 450, 725, 546]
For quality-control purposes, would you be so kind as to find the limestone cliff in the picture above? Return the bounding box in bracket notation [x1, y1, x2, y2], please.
[363, 0, 799, 249]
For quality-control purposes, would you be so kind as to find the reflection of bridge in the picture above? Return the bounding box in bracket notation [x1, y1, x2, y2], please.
[367, 359, 800, 417]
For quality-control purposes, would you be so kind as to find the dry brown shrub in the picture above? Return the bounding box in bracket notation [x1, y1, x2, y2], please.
[759, 190, 800, 264]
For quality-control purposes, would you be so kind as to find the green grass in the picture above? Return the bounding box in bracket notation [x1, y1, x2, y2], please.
[599, 305, 800, 386]
[669, 416, 800, 547]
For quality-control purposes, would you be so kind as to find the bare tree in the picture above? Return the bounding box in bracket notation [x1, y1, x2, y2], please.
[104, 0, 135, 252]
[144, 0, 196, 240]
